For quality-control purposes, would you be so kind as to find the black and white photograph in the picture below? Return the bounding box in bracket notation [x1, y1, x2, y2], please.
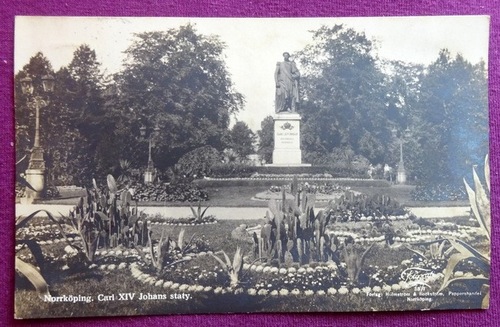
[14, 16, 490, 318]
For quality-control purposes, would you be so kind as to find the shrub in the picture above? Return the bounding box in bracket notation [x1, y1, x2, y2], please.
[175, 146, 223, 179]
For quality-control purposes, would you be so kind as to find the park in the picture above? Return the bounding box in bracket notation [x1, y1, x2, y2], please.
[14, 17, 490, 318]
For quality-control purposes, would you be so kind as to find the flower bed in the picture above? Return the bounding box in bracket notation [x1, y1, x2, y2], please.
[129, 182, 209, 202]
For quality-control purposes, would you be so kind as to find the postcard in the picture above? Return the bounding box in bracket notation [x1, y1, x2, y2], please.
[14, 16, 490, 318]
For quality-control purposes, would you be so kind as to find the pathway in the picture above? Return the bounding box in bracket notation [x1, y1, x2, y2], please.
[15, 204, 470, 220]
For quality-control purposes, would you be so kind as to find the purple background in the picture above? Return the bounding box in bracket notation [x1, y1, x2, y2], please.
[1, 0, 499, 326]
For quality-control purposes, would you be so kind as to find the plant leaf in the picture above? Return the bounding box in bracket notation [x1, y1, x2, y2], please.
[473, 166, 490, 238]
[107, 174, 118, 194]
[439, 252, 471, 292]
[210, 252, 228, 270]
[15, 257, 51, 299]
[449, 238, 490, 263]
[464, 179, 490, 241]
[439, 276, 489, 295]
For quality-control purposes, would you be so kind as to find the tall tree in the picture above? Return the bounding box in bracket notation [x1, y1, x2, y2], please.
[228, 121, 256, 162]
[296, 25, 391, 165]
[118, 24, 244, 170]
[257, 115, 274, 164]
[413, 50, 488, 183]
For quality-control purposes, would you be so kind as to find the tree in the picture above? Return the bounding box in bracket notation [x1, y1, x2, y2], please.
[118, 24, 244, 170]
[296, 25, 391, 165]
[412, 50, 488, 183]
[257, 115, 274, 164]
[228, 121, 256, 162]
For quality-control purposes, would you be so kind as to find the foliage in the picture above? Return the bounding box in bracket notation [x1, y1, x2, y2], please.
[15, 209, 68, 299]
[118, 24, 244, 170]
[257, 116, 274, 164]
[67, 175, 148, 262]
[142, 229, 193, 274]
[175, 146, 222, 179]
[296, 25, 392, 166]
[189, 201, 211, 223]
[131, 182, 209, 202]
[254, 178, 341, 266]
[210, 247, 244, 288]
[228, 121, 257, 162]
[329, 190, 407, 222]
[438, 155, 490, 308]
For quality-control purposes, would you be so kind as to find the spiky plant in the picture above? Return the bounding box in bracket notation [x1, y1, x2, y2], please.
[438, 154, 490, 308]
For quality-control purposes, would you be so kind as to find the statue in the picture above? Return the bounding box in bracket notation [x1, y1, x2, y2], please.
[275, 52, 300, 113]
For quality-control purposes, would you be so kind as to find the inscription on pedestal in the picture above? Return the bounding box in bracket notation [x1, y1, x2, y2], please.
[270, 113, 309, 166]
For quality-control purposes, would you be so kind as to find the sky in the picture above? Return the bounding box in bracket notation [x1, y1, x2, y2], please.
[15, 16, 490, 132]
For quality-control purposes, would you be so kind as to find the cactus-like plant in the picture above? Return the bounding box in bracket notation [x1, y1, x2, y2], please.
[342, 243, 375, 282]
[189, 201, 210, 223]
[438, 155, 491, 308]
[210, 247, 244, 288]
[16, 210, 68, 298]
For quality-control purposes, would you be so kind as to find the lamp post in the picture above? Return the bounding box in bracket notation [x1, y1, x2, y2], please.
[392, 127, 410, 185]
[140, 124, 160, 184]
[20, 74, 55, 200]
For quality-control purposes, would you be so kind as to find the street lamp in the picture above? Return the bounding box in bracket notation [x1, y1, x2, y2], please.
[20, 74, 55, 200]
[140, 124, 160, 184]
[391, 127, 410, 184]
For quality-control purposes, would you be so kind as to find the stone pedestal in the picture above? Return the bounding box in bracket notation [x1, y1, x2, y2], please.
[25, 168, 45, 200]
[267, 113, 310, 167]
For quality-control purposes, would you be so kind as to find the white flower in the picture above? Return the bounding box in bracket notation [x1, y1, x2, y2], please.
[248, 288, 257, 296]
[304, 290, 314, 296]
[214, 287, 223, 294]
[291, 288, 300, 295]
[338, 287, 349, 295]
[155, 280, 163, 287]
[306, 267, 315, 273]
[288, 267, 296, 274]
[270, 267, 279, 274]
[362, 286, 371, 294]
[372, 286, 382, 293]
[255, 265, 264, 273]
[163, 281, 173, 289]
[187, 285, 197, 292]
[327, 288, 337, 295]
[297, 267, 306, 274]
[258, 289, 268, 296]
[250, 265, 257, 271]
[243, 263, 250, 270]
[279, 289, 289, 296]
[399, 281, 410, 289]
[107, 264, 116, 271]
[317, 290, 326, 296]
[279, 268, 288, 275]
[203, 286, 213, 292]
[382, 285, 392, 292]
[352, 287, 360, 294]
[392, 284, 401, 291]
[171, 283, 180, 290]
[270, 290, 279, 296]
[262, 266, 271, 273]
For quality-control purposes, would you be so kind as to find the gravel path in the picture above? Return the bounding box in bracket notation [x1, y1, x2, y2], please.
[15, 204, 470, 220]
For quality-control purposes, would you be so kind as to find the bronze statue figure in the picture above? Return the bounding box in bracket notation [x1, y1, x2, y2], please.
[275, 52, 300, 113]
